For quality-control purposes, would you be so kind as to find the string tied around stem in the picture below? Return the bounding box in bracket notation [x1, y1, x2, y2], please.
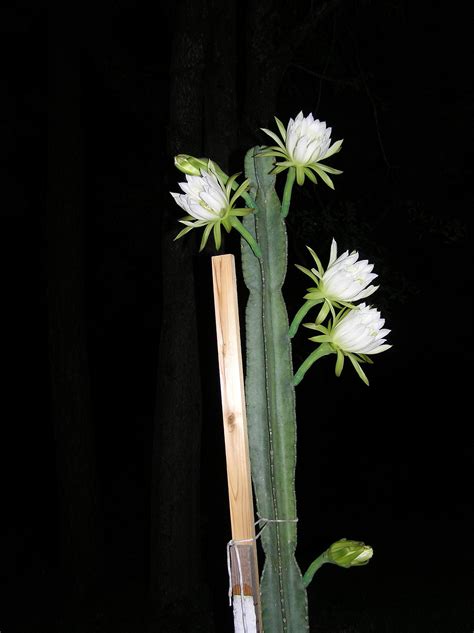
[226, 515, 299, 633]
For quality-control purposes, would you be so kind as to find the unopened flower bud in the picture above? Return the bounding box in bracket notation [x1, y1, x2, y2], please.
[327, 538, 373, 568]
[174, 154, 209, 176]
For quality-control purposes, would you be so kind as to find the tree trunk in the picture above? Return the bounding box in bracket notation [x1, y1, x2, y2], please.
[47, 10, 103, 631]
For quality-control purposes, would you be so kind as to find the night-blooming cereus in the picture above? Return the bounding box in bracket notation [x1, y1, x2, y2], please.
[289, 239, 379, 336]
[327, 539, 373, 568]
[303, 537, 374, 587]
[297, 303, 391, 386]
[260, 111, 343, 188]
[295, 303, 392, 385]
[170, 160, 261, 257]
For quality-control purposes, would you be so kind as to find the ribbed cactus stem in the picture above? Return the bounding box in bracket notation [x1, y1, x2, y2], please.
[241, 149, 309, 633]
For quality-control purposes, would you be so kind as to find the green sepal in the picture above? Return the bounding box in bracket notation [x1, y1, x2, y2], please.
[304, 291, 325, 301]
[260, 128, 287, 151]
[213, 222, 222, 251]
[308, 334, 332, 343]
[306, 245, 325, 277]
[295, 165, 305, 186]
[199, 222, 214, 251]
[274, 116, 287, 141]
[323, 138, 343, 159]
[229, 178, 251, 207]
[258, 149, 288, 159]
[174, 224, 196, 241]
[313, 162, 343, 175]
[225, 171, 241, 198]
[222, 217, 233, 233]
[295, 264, 320, 284]
[335, 348, 345, 376]
[230, 208, 252, 216]
[274, 160, 295, 168]
[270, 164, 291, 175]
[348, 353, 370, 385]
[304, 167, 318, 184]
[315, 300, 331, 324]
[312, 165, 335, 189]
[303, 322, 329, 334]
[241, 191, 257, 209]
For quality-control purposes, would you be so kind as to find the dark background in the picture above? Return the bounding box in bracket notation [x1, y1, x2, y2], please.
[2, 3, 472, 633]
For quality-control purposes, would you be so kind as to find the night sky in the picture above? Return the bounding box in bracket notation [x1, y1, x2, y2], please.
[2, 4, 472, 633]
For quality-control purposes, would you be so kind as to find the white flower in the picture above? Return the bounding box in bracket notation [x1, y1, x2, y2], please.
[286, 112, 333, 165]
[260, 111, 343, 187]
[290, 239, 379, 333]
[321, 239, 378, 303]
[331, 303, 391, 355]
[171, 170, 229, 222]
[170, 162, 260, 256]
[300, 302, 391, 385]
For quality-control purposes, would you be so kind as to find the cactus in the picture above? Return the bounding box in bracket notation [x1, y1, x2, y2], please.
[241, 147, 309, 633]
[170, 113, 386, 631]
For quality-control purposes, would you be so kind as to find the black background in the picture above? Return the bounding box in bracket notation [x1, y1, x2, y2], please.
[2, 3, 472, 632]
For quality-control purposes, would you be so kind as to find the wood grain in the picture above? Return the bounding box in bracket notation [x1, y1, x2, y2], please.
[212, 254, 262, 630]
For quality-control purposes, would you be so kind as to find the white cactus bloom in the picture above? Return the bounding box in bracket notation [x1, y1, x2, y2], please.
[301, 302, 391, 385]
[171, 170, 229, 222]
[291, 239, 379, 331]
[260, 111, 343, 187]
[321, 239, 378, 302]
[286, 111, 333, 164]
[331, 303, 391, 355]
[170, 162, 259, 255]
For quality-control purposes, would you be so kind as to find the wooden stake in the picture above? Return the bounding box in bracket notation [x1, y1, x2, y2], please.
[211, 255, 262, 633]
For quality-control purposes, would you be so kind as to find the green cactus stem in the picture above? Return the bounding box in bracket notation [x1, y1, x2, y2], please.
[241, 148, 309, 633]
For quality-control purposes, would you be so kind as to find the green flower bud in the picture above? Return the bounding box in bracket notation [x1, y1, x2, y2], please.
[327, 538, 373, 568]
[174, 154, 209, 176]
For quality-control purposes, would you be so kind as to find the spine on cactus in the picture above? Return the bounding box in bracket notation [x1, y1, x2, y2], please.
[241, 148, 309, 633]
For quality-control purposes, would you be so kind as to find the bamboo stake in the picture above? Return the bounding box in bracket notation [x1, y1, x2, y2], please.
[211, 254, 262, 633]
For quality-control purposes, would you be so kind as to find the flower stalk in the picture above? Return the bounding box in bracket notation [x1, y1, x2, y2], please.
[293, 343, 333, 386]
[281, 167, 296, 218]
